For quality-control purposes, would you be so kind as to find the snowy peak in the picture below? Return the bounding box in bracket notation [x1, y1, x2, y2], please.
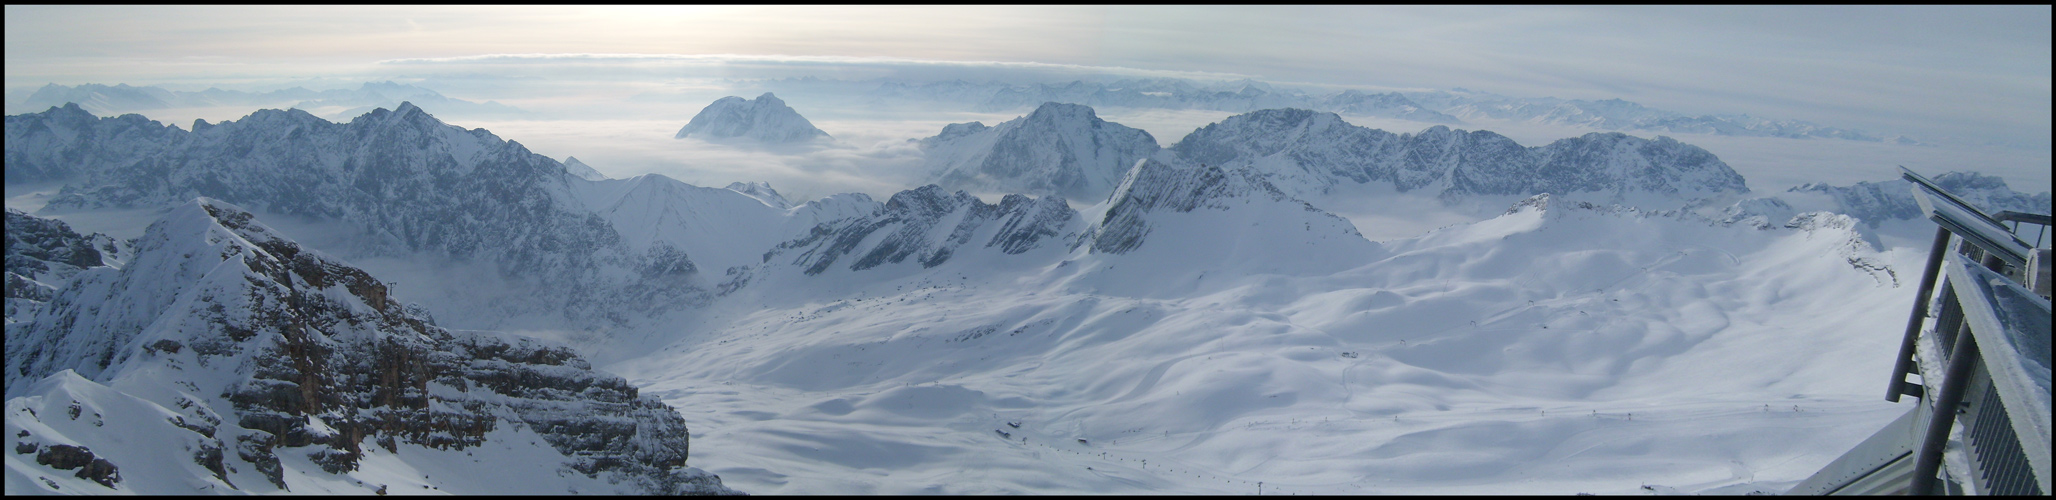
[673, 92, 831, 143]
[1087, 159, 1291, 254]
[920, 102, 1161, 202]
[725, 181, 793, 210]
[562, 155, 609, 181]
[3, 199, 735, 494]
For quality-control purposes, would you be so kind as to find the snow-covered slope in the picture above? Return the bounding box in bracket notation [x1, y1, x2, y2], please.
[614, 188, 1914, 495]
[724, 181, 793, 210]
[919, 102, 1161, 202]
[1081, 159, 1381, 281]
[3, 199, 736, 495]
[1167, 108, 1750, 206]
[673, 92, 831, 144]
[570, 173, 818, 280]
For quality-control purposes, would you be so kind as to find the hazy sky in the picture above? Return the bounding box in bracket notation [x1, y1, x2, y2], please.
[5, 5, 2051, 196]
[7, 6, 2049, 142]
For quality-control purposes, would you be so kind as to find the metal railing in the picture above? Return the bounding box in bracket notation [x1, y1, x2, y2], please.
[1790, 167, 2052, 495]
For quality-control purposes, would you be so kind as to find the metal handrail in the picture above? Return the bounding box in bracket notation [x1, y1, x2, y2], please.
[1943, 253, 2053, 494]
[1799, 168, 2051, 495]
[1900, 171, 2051, 495]
[1901, 166, 2036, 267]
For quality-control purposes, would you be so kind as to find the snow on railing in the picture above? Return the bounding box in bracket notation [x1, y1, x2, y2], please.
[1794, 167, 2051, 496]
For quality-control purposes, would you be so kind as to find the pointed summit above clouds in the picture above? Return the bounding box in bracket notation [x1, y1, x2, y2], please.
[562, 155, 608, 181]
[674, 92, 831, 144]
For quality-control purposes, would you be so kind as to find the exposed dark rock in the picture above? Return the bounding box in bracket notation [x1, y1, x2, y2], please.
[35, 444, 120, 487]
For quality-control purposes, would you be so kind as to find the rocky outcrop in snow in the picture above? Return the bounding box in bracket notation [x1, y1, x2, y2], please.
[919, 102, 1160, 202]
[3, 199, 736, 494]
[5, 209, 123, 323]
[674, 92, 830, 144]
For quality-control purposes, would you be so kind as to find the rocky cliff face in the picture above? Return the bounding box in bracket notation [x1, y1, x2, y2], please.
[3, 199, 735, 494]
[5, 209, 123, 323]
[920, 102, 1160, 202]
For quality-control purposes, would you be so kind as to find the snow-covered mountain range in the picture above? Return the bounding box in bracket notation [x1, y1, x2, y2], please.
[3, 82, 526, 122]
[869, 78, 1458, 124]
[1406, 88, 1888, 142]
[858, 77, 1890, 142]
[1168, 108, 1750, 206]
[919, 103, 1750, 208]
[4, 100, 2040, 494]
[4, 200, 736, 494]
[11, 102, 743, 332]
[674, 93, 831, 144]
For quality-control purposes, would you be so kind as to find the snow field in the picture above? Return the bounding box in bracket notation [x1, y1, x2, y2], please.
[610, 201, 1919, 494]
